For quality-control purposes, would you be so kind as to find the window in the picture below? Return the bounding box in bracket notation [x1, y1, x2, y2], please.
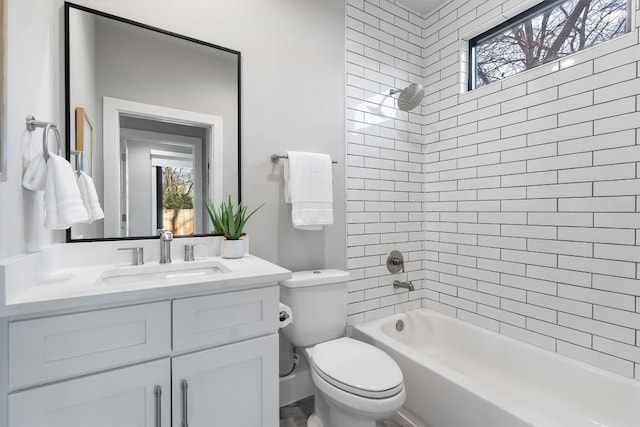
[469, 0, 631, 90]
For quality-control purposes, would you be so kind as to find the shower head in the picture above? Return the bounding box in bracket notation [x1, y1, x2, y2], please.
[389, 83, 424, 111]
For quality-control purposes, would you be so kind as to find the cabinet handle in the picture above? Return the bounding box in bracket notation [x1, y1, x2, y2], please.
[181, 379, 189, 427]
[154, 385, 162, 427]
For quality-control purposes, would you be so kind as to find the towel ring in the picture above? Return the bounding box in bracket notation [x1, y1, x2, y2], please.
[42, 124, 61, 162]
[26, 115, 62, 162]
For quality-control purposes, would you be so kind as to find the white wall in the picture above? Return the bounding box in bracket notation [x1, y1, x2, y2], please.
[345, 0, 427, 327]
[346, 0, 640, 380]
[0, 0, 62, 257]
[420, 0, 640, 379]
[1, 0, 346, 272]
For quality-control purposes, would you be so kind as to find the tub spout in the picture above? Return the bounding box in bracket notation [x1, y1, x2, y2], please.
[393, 280, 414, 291]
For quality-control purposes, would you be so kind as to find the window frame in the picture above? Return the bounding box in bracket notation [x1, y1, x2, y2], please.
[467, 0, 633, 91]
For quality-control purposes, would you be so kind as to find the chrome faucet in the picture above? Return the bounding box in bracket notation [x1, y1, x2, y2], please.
[393, 280, 414, 291]
[158, 229, 173, 264]
[184, 243, 205, 262]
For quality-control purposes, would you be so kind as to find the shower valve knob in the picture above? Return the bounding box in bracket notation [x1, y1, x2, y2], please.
[386, 250, 405, 274]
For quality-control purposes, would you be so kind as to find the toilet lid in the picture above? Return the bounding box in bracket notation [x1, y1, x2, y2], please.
[311, 337, 403, 399]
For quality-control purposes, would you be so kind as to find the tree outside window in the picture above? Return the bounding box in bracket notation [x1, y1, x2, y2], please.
[471, 0, 629, 89]
[163, 167, 194, 210]
[162, 166, 195, 235]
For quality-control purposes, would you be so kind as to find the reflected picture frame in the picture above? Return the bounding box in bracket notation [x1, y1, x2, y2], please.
[75, 106, 93, 175]
[0, 0, 7, 181]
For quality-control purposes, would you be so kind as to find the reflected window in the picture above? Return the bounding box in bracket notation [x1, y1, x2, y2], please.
[158, 166, 195, 235]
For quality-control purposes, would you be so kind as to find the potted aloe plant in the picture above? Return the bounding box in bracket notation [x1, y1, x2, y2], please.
[205, 196, 263, 258]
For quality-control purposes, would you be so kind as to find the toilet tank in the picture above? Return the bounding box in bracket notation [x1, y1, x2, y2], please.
[280, 269, 351, 348]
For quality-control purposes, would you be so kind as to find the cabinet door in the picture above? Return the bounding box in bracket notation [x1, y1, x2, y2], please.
[9, 359, 170, 427]
[172, 334, 278, 427]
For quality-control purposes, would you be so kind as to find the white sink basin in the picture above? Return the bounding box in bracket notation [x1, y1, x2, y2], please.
[97, 260, 229, 286]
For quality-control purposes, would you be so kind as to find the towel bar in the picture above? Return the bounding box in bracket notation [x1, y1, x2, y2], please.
[271, 154, 338, 164]
[26, 115, 61, 162]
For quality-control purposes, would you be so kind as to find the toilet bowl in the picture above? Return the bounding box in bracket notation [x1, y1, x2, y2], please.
[280, 270, 406, 427]
[304, 338, 406, 427]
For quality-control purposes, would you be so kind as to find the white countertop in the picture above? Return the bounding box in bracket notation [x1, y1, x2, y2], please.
[0, 239, 291, 317]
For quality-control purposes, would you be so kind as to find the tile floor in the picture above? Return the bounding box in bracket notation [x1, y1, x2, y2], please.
[279, 397, 313, 427]
[279, 396, 415, 427]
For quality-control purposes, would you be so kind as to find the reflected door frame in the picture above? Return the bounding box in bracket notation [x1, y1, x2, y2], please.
[121, 129, 202, 236]
[103, 97, 223, 238]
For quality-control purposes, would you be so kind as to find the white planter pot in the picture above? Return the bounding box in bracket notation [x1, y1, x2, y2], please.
[221, 239, 245, 259]
[242, 235, 250, 254]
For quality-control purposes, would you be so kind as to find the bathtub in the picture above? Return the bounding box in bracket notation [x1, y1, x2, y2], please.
[352, 309, 640, 427]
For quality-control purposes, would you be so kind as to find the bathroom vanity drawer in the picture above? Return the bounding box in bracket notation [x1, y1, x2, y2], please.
[172, 286, 278, 352]
[9, 301, 171, 390]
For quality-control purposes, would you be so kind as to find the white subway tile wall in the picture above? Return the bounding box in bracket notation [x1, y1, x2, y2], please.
[421, 0, 640, 379]
[346, 0, 427, 325]
[346, 0, 640, 380]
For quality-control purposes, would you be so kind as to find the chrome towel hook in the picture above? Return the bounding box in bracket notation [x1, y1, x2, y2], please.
[26, 115, 61, 162]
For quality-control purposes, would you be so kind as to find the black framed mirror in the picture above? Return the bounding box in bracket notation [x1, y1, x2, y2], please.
[64, 2, 241, 242]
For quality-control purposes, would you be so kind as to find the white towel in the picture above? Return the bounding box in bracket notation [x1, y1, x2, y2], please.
[22, 153, 47, 191]
[44, 153, 90, 229]
[77, 171, 104, 223]
[284, 151, 333, 230]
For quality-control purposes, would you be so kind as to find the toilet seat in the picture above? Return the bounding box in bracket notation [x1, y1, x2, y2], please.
[310, 337, 403, 399]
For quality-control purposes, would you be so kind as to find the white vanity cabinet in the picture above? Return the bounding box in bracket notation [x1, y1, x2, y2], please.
[172, 335, 278, 427]
[9, 359, 171, 427]
[5, 285, 279, 427]
[170, 286, 279, 427]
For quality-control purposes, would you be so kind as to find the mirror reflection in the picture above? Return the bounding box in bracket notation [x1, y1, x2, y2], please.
[65, 3, 240, 241]
[119, 115, 209, 237]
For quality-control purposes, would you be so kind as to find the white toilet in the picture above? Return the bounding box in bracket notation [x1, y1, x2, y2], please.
[280, 270, 406, 427]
